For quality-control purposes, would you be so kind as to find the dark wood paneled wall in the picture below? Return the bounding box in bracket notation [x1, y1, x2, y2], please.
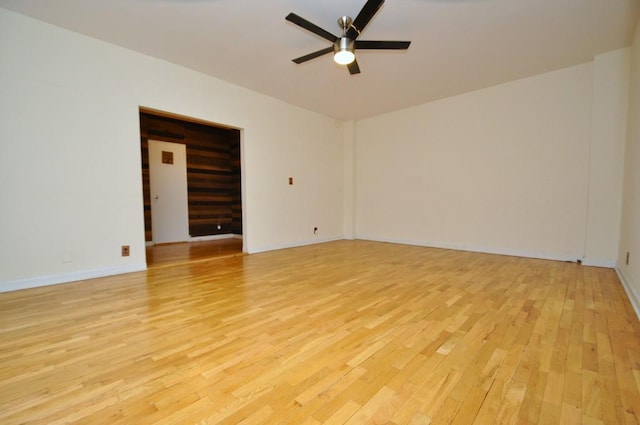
[139, 112, 242, 242]
[229, 132, 242, 235]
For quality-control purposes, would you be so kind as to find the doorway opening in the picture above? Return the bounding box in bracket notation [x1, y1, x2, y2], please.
[139, 108, 243, 266]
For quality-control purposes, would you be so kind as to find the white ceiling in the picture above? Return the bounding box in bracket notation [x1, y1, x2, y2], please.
[1, 0, 638, 120]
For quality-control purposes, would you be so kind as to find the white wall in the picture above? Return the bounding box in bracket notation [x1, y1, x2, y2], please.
[618, 20, 640, 316]
[584, 49, 630, 267]
[355, 58, 627, 263]
[342, 120, 356, 239]
[0, 9, 344, 291]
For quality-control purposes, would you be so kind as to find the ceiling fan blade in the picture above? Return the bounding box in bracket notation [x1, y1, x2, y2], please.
[346, 0, 385, 39]
[354, 40, 411, 50]
[292, 47, 334, 64]
[347, 59, 361, 75]
[286, 13, 337, 43]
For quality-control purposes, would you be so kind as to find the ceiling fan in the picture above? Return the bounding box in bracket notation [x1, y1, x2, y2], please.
[285, 0, 411, 75]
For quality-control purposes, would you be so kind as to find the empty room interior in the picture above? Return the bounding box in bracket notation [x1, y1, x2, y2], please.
[1, 0, 640, 424]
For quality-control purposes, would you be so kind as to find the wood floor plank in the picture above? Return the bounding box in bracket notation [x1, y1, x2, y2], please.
[1, 240, 639, 424]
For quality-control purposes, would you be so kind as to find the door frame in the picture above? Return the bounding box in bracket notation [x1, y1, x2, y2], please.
[139, 107, 247, 259]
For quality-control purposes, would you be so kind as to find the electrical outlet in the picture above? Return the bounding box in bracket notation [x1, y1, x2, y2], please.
[289, 177, 293, 185]
[626, 252, 630, 265]
[121, 245, 130, 257]
[314, 227, 318, 234]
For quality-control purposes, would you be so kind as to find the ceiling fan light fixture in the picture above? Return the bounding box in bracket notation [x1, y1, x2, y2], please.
[287, 0, 411, 75]
[334, 37, 355, 65]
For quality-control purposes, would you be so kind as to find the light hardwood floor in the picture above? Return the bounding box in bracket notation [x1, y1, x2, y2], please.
[146, 238, 244, 268]
[1, 240, 639, 424]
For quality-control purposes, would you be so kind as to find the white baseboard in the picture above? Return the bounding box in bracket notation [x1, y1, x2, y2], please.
[189, 234, 240, 242]
[616, 266, 640, 321]
[355, 234, 581, 263]
[0, 263, 147, 293]
[580, 257, 617, 268]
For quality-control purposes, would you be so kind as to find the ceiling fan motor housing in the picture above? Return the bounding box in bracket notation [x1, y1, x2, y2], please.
[334, 36, 354, 53]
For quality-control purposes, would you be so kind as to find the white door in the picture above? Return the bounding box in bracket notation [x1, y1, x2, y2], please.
[148, 140, 189, 244]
